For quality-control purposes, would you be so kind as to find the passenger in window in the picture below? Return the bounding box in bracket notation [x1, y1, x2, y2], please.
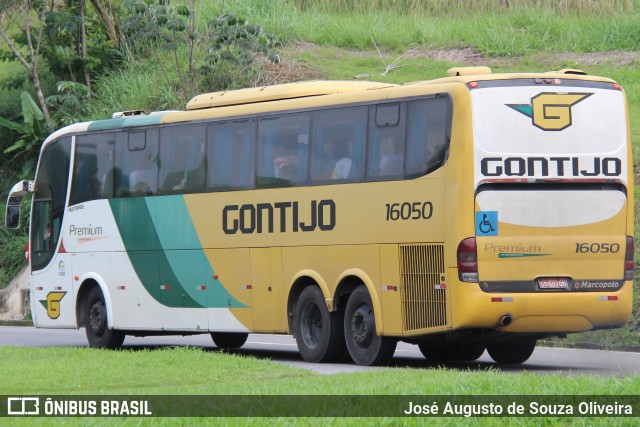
[75, 153, 102, 202]
[332, 140, 352, 179]
[313, 140, 336, 180]
[378, 136, 403, 176]
[114, 168, 130, 197]
[273, 141, 298, 180]
[104, 166, 129, 198]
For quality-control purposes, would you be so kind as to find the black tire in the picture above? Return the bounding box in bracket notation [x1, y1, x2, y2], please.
[486, 339, 536, 364]
[293, 286, 345, 363]
[419, 342, 486, 362]
[344, 286, 396, 366]
[211, 332, 248, 349]
[462, 342, 486, 361]
[85, 286, 125, 349]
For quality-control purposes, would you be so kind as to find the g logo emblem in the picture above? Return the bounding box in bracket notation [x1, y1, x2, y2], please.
[39, 291, 67, 319]
[508, 92, 592, 131]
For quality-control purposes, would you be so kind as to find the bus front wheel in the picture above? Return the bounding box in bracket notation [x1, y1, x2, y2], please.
[344, 286, 396, 366]
[486, 339, 536, 364]
[85, 286, 125, 349]
[294, 286, 345, 363]
[211, 332, 248, 349]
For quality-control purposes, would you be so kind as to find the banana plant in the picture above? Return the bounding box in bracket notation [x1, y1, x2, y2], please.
[0, 91, 47, 174]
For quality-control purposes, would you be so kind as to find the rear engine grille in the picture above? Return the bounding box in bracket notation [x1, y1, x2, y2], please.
[400, 244, 447, 331]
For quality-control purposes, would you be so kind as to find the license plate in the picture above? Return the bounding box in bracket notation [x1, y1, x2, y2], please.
[538, 277, 569, 289]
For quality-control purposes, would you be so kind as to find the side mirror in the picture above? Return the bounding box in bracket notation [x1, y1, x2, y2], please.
[4, 180, 33, 229]
[5, 196, 22, 229]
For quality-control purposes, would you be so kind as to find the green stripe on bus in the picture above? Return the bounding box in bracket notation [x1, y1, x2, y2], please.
[146, 196, 201, 249]
[86, 114, 166, 132]
[87, 118, 127, 131]
[121, 115, 166, 128]
[145, 196, 247, 309]
[110, 196, 247, 309]
[109, 197, 203, 308]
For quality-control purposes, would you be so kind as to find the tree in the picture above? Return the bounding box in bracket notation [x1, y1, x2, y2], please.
[0, 0, 52, 126]
[0, 91, 47, 175]
[46, 80, 92, 126]
[122, 0, 279, 104]
[89, 0, 125, 49]
[1, 0, 125, 128]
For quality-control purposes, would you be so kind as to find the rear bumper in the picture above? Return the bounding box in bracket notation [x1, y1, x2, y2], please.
[450, 271, 632, 334]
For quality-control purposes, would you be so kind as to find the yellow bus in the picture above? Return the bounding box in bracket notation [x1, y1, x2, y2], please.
[5, 66, 634, 365]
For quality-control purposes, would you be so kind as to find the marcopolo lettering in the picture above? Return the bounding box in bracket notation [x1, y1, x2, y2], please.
[480, 156, 622, 178]
[223, 199, 336, 235]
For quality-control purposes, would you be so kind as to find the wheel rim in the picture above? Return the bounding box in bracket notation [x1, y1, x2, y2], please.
[350, 304, 374, 349]
[89, 300, 107, 338]
[301, 301, 322, 349]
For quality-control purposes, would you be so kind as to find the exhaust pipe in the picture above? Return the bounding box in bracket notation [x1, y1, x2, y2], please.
[498, 314, 512, 327]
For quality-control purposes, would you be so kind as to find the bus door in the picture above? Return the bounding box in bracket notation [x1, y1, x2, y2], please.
[30, 137, 75, 327]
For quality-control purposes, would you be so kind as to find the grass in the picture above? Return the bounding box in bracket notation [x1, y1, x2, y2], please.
[286, 0, 638, 15]
[1, 346, 640, 425]
[89, 60, 182, 120]
[216, 0, 640, 56]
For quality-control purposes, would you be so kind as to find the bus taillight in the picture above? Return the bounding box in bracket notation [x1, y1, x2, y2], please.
[457, 237, 478, 283]
[25, 241, 29, 264]
[624, 236, 634, 281]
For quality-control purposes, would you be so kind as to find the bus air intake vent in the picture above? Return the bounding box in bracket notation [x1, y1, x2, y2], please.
[400, 244, 447, 332]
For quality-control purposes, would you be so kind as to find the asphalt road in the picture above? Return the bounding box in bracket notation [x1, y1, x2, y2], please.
[1, 326, 639, 376]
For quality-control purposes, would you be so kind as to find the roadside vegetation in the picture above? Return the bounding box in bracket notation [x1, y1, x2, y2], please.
[0, 0, 638, 348]
[1, 345, 639, 425]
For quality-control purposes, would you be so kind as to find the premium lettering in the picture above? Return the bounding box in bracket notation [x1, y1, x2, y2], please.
[484, 243, 541, 253]
[223, 199, 336, 234]
[69, 224, 103, 236]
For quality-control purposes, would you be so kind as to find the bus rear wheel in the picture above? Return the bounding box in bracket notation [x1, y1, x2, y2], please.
[211, 332, 248, 349]
[85, 286, 125, 349]
[418, 342, 486, 362]
[294, 286, 345, 363]
[344, 286, 396, 366]
[486, 339, 536, 364]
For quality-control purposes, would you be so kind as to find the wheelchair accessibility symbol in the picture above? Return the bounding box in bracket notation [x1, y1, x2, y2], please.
[476, 211, 498, 236]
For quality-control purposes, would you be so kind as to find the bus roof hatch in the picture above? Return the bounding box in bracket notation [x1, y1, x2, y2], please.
[447, 66, 492, 77]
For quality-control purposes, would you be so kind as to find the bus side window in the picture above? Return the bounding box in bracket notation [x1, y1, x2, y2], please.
[115, 129, 159, 197]
[406, 97, 451, 177]
[367, 103, 406, 180]
[158, 124, 206, 195]
[310, 106, 367, 183]
[208, 119, 255, 191]
[69, 133, 115, 205]
[257, 113, 309, 188]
